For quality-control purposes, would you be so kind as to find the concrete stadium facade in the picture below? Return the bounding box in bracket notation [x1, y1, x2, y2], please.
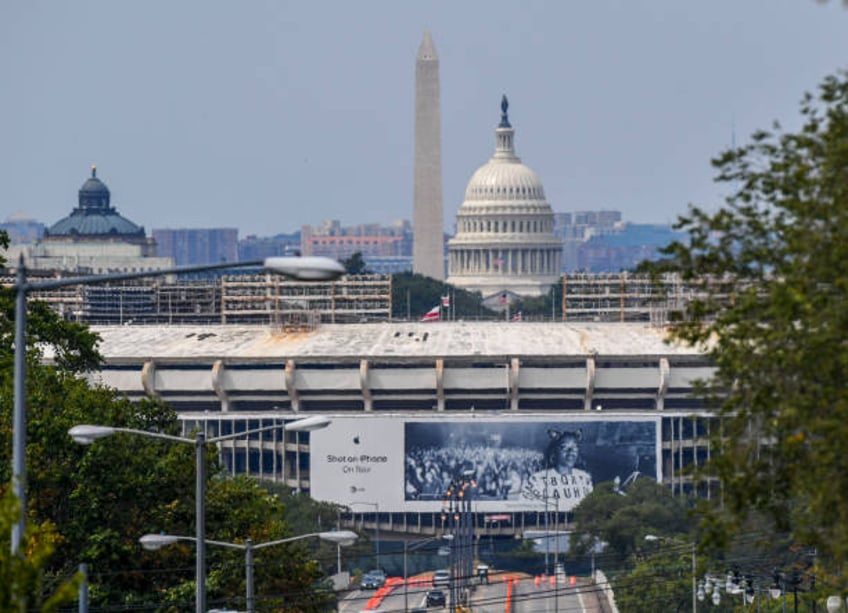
[76, 321, 716, 534]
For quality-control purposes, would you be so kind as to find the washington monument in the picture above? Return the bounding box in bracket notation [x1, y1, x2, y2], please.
[413, 29, 445, 280]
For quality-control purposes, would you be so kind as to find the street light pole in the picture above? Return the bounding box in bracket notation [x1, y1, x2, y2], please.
[350, 501, 380, 570]
[141, 530, 357, 613]
[11, 260, 26, 553]
[403, 539, 411, 613]
[196, 431, 206, 612]
[10, 255, 343, 556]
[245, 537, 255, 613]
[692, 541, 696, 613]
[403, 534, 452, 613]
[645, 534, 696, 613]
[71, 416, 332, 613]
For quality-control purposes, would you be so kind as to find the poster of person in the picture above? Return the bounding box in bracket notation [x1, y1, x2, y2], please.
[404, 419, 657, 511]
[519, 428, 594, 508]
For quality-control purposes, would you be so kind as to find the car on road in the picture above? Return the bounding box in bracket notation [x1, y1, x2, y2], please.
[360, 569, 387, 589]
[426, 589, 446, 607]
[432, 569, 450, 588]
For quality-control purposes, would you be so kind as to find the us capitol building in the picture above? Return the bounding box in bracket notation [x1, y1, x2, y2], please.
[447, 96, 562, 298]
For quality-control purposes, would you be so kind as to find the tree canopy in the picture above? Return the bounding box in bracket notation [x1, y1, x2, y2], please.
[0, 490, 81, 612]
[0, 349, 333, 609]
[390, 271, 497, 320]
[342, 251, 371, 275]
[641, 71, 848, 576]
[570, 479, 690, 572]
[0, 248, 338, 610]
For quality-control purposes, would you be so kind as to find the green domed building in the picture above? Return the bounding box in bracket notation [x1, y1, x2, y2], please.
[44, 166, 148, 244]
[24, 166, 174, 274]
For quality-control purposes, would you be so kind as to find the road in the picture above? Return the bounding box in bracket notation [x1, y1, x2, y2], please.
[337, 581, 434, 612]
[507, 577, 600, 613]
[336, 573, 606, 613]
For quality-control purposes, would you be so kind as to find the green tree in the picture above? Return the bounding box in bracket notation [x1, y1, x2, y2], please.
[613, 547, 696, 613]
[0, 490, 81, 612]
[142, 476, 335, 612]
[2, 375, 336, 610]
[342, 251, 370, 275]
[0, 248, 336, 609]
[267, 486, 371, 577]
[570, 479, 690, 572]
[390, 272, 495, 320]
[511, 284, 562, 320]
[640, 72, 848, 575]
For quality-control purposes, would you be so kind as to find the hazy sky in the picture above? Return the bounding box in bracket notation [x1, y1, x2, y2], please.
[2, 1, 847, 238]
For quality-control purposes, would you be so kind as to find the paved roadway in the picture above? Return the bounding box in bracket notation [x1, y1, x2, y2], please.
[506, 577, 604, 613]
[337, 574, 607, 613]
[338, 582, 434, 612]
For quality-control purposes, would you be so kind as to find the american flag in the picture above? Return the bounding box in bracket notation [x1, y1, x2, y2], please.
[420, 305, 440, 322]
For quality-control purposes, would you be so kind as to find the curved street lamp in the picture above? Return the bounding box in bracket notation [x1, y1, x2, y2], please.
[10, 254, 344, 558]
[139, 529, 358, 613]
[69, 415, 332, 613]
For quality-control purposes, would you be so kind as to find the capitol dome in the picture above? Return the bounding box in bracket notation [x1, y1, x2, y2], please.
[447, 96, 562, 299]
[461, 106, 546, 204]
[463, 162, 546, 203]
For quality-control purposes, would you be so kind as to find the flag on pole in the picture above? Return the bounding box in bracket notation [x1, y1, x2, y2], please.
[420, 305, 441, 322]
[441, 295, 451, 307]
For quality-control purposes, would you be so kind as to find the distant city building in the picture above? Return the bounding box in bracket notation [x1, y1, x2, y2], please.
[573, 210, 623, 228]
[1, 213, 44, 245]
[363, 256, 412, 275]
[153, 228, 238, 266]
[238, 232, 301, 261]
[561, 271, 699, 323]
[300, 219, 412, 264]
[2, 273, 392, 325]
[555, 210, 623, 272]
[447, 96, 562, 298]
[7, 166, 174, 274]
[576, 223, 681, 272]
[412, 29, 445, 280]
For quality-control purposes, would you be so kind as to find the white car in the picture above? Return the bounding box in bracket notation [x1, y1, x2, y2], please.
[360, 569, 387, 589]
[432, 569, 450, 587]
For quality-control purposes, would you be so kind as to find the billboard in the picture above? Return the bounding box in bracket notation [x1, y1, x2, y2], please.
[309, 415, 659, 513]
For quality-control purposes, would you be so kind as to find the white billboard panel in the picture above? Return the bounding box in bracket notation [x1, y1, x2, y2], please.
[309, 414, 661, 513]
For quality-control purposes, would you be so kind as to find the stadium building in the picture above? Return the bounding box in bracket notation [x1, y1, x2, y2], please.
[75, 320, 716, 535]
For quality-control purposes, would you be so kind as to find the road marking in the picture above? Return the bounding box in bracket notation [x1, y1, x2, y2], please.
[577, 586, 587, 611]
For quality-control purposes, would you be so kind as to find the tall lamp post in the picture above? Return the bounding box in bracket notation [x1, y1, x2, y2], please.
[140, 529, 358, 613]
[350, 501, 381, 570]
[402, 534, 453, 613]
[10, 254, 344, 556]
[69, 415, 332, 613]
[645, 534, 697, 613]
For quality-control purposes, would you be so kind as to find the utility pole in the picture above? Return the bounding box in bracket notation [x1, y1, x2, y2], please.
[443, 475, 475, 612]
